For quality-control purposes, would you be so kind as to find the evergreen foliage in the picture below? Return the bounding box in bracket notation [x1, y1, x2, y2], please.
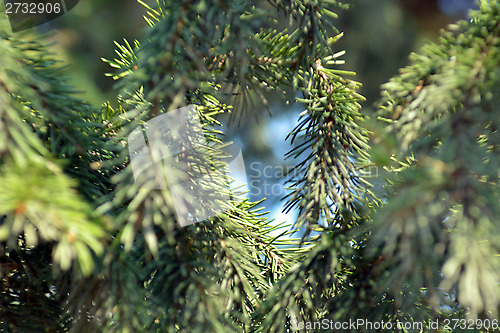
[373, 0, 500, 324]
[0, 0, 499, 332]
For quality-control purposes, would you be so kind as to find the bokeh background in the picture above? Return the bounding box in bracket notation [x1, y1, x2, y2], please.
[23, 0, 477, 232]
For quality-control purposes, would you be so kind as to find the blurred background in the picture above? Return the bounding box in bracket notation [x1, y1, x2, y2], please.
[32, 0, 476, 106]
[25, 0, 478, 232]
